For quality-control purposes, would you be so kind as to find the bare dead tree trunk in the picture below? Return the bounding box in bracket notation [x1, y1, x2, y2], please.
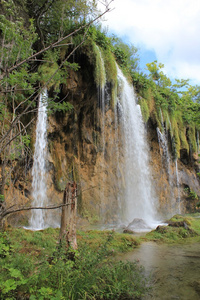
[59, 181, 77, 250]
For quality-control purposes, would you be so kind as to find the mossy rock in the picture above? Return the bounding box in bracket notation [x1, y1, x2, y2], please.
[168, 214, 192, 226]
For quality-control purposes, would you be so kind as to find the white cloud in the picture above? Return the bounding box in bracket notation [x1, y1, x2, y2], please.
[101, 0, 200, 84]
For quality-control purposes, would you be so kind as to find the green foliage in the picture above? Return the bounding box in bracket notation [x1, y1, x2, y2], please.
[111, 35, 139, 76]
[0, 232, 13, 258]
[0, 194, 4, 204]
[184, 187, 199, 200]
[137, 60, 200, 157]
[48, 101, 73, 114]
[0, 267, 27, 298]
[132, 72, 149, 95]
[89, 26, 112, 50]
[26, 0, 97, 44]
[0, 228, 148, 299]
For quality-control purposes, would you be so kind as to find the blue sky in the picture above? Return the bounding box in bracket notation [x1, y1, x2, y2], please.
[98, 0, 200, 85]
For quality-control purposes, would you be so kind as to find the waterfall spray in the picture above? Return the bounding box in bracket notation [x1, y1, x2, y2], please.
[29, 88, 48, 230]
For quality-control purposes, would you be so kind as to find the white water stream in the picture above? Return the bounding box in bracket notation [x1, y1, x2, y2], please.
[29, 88, 48, 230]
[96, 46, 107, 217]
[175, 158, 181, 214]
[117, 67, 158, 229]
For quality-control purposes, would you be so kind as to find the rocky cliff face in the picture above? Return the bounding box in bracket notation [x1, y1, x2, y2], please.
[4, 57, 200, 226]
[147, 118, 200, 218]
[47, 62, 123, 225]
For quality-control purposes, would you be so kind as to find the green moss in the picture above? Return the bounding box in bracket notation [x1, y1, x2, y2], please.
[180, 130, 189, 152]
[139, 98, 150, 123]
[188, 126, 197, 152]
[102, 48, 118, 107]
[93, 43, 106, 88]
[154, 108, 162, 130]
[168, 214, 192, 225]
[144, 214, 200, 243]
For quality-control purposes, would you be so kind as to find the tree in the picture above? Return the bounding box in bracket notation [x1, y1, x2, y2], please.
[59, 182, 77, 250]
[0, 0, 113, 225]
[111, 35, 139, 74]
[146, 60, 171, 87]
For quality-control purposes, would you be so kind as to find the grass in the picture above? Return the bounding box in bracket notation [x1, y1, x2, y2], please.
[143, 213, 200, 244]
[1, 213, 199, 298]
[0, 227, 147, 300]
[77, 230, 140, 252]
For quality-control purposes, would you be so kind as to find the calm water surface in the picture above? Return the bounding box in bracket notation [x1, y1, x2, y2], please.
[121, 241, 200, 300]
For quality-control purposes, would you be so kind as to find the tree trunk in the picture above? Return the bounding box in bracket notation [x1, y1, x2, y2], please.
[59, 181, 77, 250]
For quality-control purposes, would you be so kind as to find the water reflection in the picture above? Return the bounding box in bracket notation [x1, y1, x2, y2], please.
[121, 242, 200, 299]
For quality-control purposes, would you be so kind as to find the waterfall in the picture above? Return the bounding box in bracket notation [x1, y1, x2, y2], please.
[156, 115, 181, 215]
[175, 159, 181, 214]
[95, 46, 107, 218]
[156, 127, 171, 178]
[29, 88, 48, 230]
[97, 46, 106, 158]
[117, 66, 157, 228]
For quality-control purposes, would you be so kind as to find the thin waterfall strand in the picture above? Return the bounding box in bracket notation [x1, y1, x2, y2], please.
[30, 88, 48, 230]
[175, 159, 181, 214]
[96, 46, 107, 218]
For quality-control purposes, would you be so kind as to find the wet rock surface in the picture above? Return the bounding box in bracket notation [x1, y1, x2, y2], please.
[123, 218, 150, 233]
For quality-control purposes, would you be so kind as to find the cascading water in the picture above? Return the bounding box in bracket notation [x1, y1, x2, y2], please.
[97, 46, 106, 162]
[117, 66, 157, 228]
[29, 88, 48, 230]
[175, 159, 181, 213]
[95, 46, 107, 217]
[156, 127, 171, 178]
[156, 114, 181, 215]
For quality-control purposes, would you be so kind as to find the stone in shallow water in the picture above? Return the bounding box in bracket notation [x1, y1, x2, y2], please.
[127, 218, 149, 230]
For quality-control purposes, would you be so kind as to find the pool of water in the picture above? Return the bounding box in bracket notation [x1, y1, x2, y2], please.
[120, 241, 200, 299]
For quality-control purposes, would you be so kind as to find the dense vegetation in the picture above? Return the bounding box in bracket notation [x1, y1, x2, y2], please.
[0, 228, 148, 299]
[1, 213, 200, 299]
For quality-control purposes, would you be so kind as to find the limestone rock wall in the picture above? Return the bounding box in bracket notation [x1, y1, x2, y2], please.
[4, 59, 200, 226]
[147, 119, 200, 218]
